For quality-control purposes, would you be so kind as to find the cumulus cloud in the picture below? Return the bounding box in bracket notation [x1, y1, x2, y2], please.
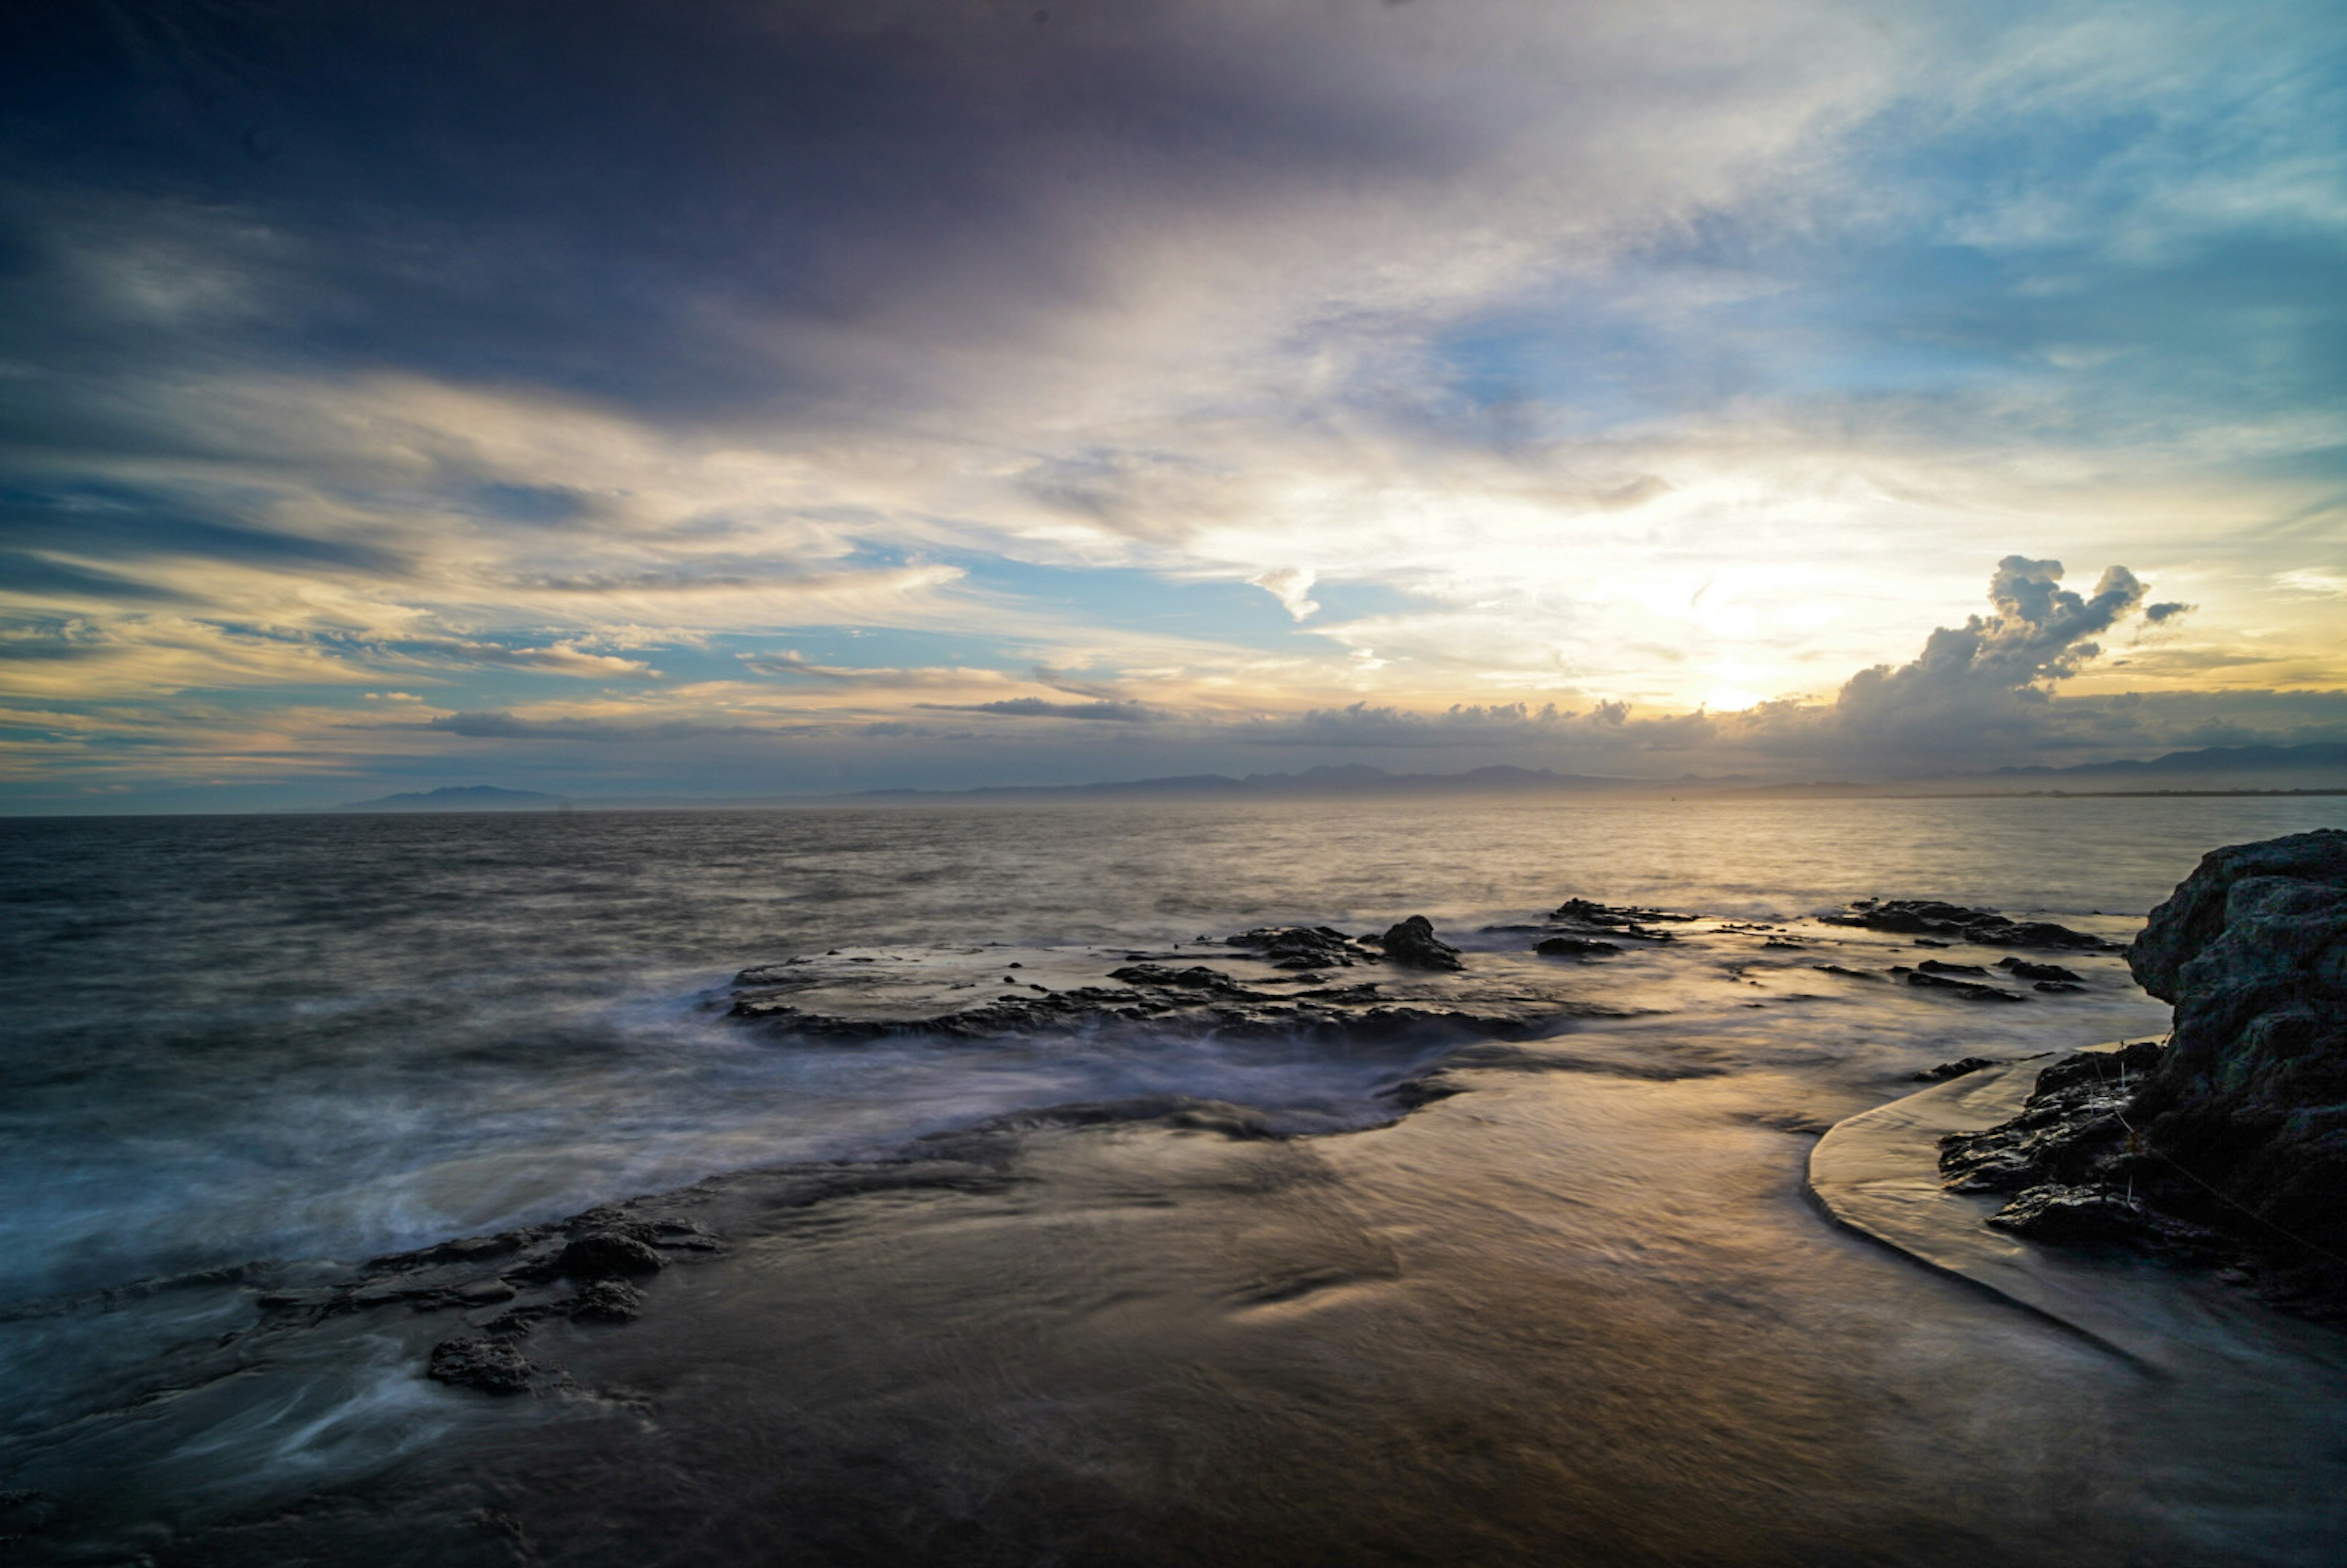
[1247, 568, 1321, 622]
[2143, 601, 2193, 623]
[1827, 556, 2147, 753]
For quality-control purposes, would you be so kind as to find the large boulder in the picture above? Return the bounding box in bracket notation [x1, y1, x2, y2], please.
[2126, 828, 2347, 1256]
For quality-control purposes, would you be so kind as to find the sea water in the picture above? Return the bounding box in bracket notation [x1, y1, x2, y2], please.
[3, 793, 2345, 1563]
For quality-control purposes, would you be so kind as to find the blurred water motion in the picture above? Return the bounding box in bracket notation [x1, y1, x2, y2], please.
[2, 794, 2344, 1563]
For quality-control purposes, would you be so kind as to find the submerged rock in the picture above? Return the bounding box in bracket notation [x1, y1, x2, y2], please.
[1916, 1056, 2002, 1082]
[1997, 957, 2084, 983]
[1901, 969, 2026, 1003]
[1823, 898, 2115, 951]
[1535, 936, 1621, 959]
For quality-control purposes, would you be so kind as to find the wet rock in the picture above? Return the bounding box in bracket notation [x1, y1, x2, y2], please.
[1916, 959, 1988, 976]
[2125, 829, 2347, 1272]
[1813, 964, 1886, 982]
[1548, 897, 1687, 942]
[1939, 1042, 2162, 1196]
[1822, 898, 2115, 951]
[2033, 981, 2087, 995]
[427, 1334, 538, 1395]
[1225, 925, 1375, 970]
[1916, 1056, 2000, 1082]
[1551, 897, 1695, 926]
[1535, 936, 1621, 959]
[1997, 957, 2084, 983]
[1105, 963, 1252, 993]
[568, 1279, 647, 1323]
[1375, 915, 1463, 972]
[1903, 970, 2025, 1003]
[556, 1231, 667, 1279]
[1985, 1184, 2151, 1245]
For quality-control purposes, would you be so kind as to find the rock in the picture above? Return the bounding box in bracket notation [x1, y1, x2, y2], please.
[1813, 964, 1886, 982]
[1377, 915, 1463, 972]
[1916, 959, 1988, 976]
[568, 1279, 646, 1322]
[2033, 981, 2086, 995]
[427, 1334, 537, 1395]
[1903, 970, 2025, 1002]
[1535, 936, 1620, 959]
[1985, 1184, 2150, 1245]
[1105, 964, 1251, 993]
[1916, 1056, 2000, 1082]
[1939, 1042, 2162, 1196]
[1997, 957, 2084, 983]
[556, 1231, 667, 1279]
[2125, 829, 2347, 1262]
[1224, 926, 1374, 970]
[1822, 898, 2115, 951]
[1548, 897, 1687, 942]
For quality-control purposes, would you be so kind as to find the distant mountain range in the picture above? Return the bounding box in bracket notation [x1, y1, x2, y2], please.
[1985, 742, 2347, 779]
[330, 785, 570, 812]
[326, 742, 2346, 812]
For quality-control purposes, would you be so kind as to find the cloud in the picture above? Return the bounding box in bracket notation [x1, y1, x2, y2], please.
[1826, 556, 2148, 753]
[939, 698, 1157, 723]
[2143, 601, 2193, 623]
[423, 711, 748, 742]
[401, 639, 658, 677]
[1248, 568, 1321, 622]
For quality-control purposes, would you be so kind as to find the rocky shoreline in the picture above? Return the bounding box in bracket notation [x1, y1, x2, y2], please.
[1936, 830, 2347, 1318]
[252, 896, 2142, 1401]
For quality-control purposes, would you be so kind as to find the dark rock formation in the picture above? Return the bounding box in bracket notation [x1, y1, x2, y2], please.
[1535, 936, 1620, 959]
[1937, 829, 2347, 1314]
[1997, 957, 2083, 983]
[1225, 925, 1378, 970]
[556, 1231, 667, 1279]
[569, 1279, 647, 1322]
[1941, 1041, 2165, 1198]
[1917, 959, 1988, 976]
[1900, 969, 2026, 1003]
[427, 1334, 538, 1395]
[1823, 898, 2115, 951]
[1916, 1056, 2001, 1082]
[2125, 829, 2347, 1267]
[1376, 915, 1463, 972]
[1548, 898, 1688, 942]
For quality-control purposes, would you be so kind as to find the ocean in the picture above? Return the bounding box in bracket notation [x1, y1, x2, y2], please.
[4, 793, 2345, 1564]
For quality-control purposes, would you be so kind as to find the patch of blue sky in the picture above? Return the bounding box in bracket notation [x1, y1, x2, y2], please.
[711, 625, 1025, 675]
[946, 557, 1347, 652]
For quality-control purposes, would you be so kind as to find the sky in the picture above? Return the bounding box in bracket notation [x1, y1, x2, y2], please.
[2, 0, 2343, 810]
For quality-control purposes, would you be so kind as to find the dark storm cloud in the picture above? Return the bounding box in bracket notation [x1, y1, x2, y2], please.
[424, 710, 749, 741]
[0, 0, 1477, 424]
[0, 480, 402, 573]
